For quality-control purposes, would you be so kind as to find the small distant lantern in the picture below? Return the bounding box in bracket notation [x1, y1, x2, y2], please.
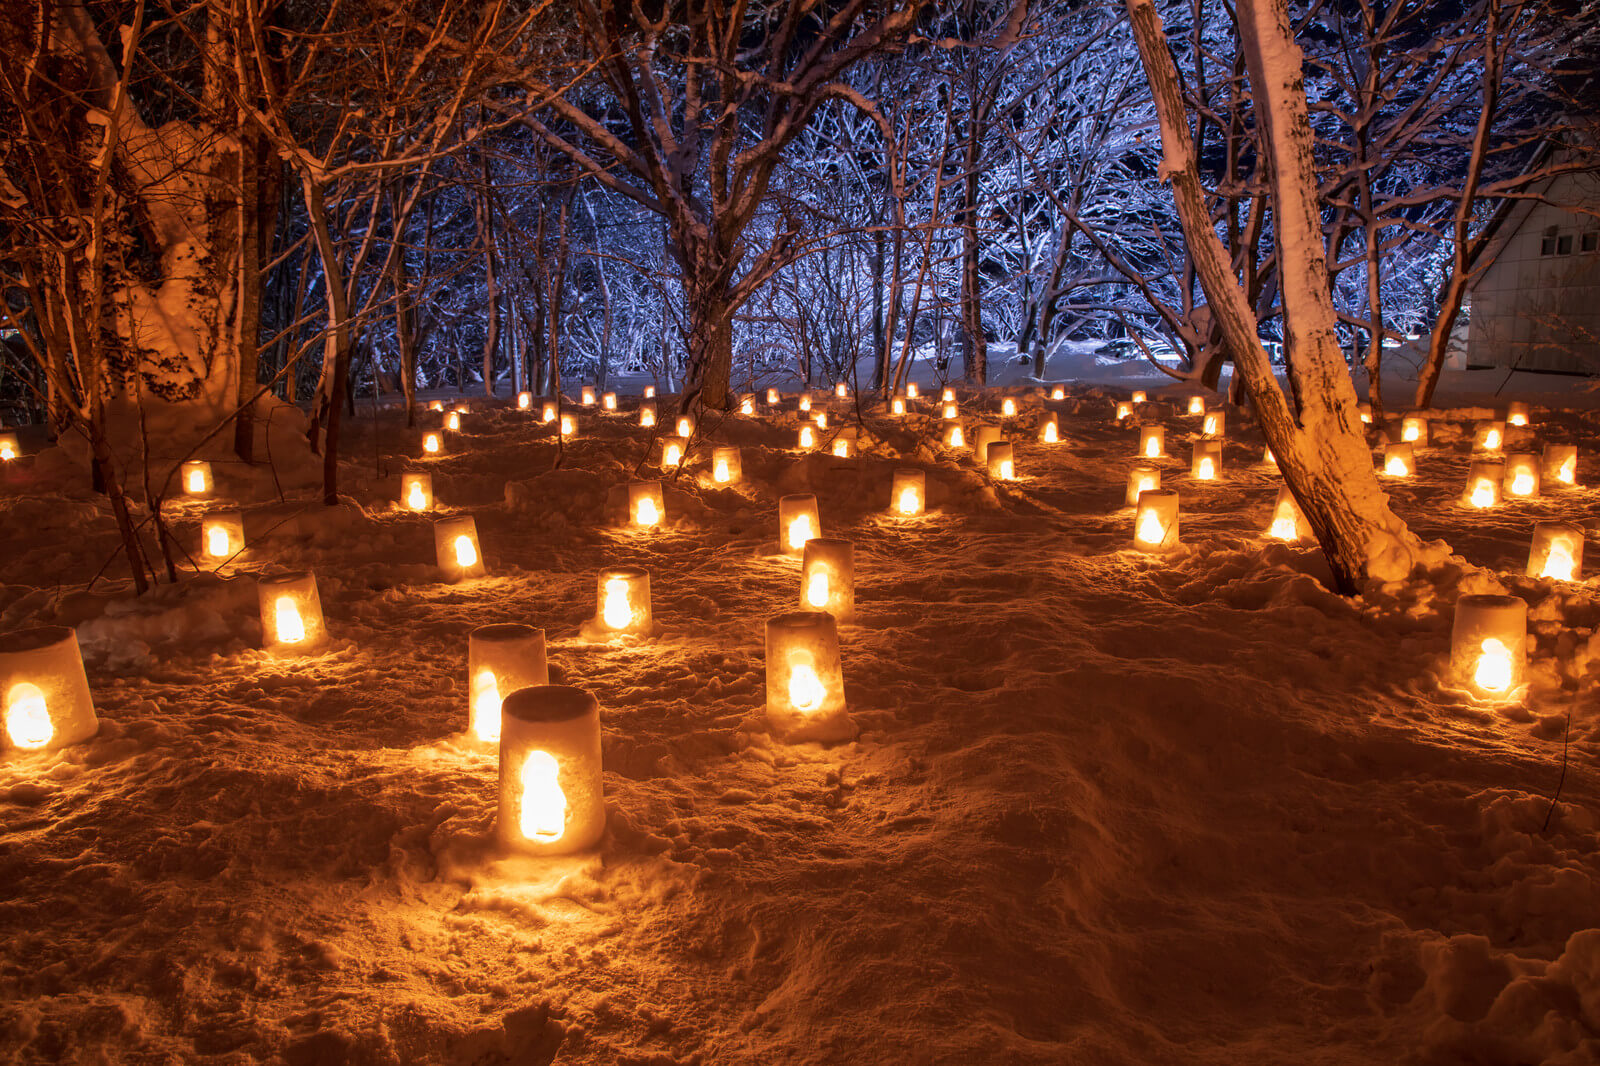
[987, 442, 1016, 480]
[1133, 488, 1180, 551]
[765, 611, 854, 742]
[1544, 444, 1578, 488]
[468, 624, 548, 744]
[496, 685, 605, 856]
[941, 402, 959, 420]
[891, 469, 926, 515]
[813, 410, 829, 429]
[1358, 403, 1372, 424]
[711, 446, 742, 485]
[602, 391, 618, 411]
[1473, 420, 1506, 454]
[540, 401, 558, 424]
[831, 436, 854, 458]
[1187, 395, 1205, 416]
[1507, 402, 1531, 427]
[941, 386, 956, 403]
[434, 515, 486, 579]
[1504, 453, 1540, 498]
[428, 400, 444, 412]
[580, 385, 596, 406]
[1201, 409, 1226, 438]
[628, 480, 665, 528]
[658, 436, 687, 470]
[0, 432, 17, 461]
[972, 425, 1003, 464]
[201, 509, 245, 561]
[1115, 402, 1133, 422]
[1383, 443, 1415, 477]
[797, 425, 816, 450]
[560, 412, 577, 438]
[905, 382, 919, 400]
[799, 393, 813, 413]
[676, 414, 695, 438]
[800, 538, 855, 620]
[257, 570, 327, 652]
[1050, 385, 1065, 401]
[445, 411, 462, 432]
[1038, 414, 1059, 443]
[1191, 440, 1221, 480]
[455, 403, 470, 416]
[890, 396, 907, 416]
[1401, 415, 1428, 445]
[400, 471, 434, 511]
[1450, 593, 1527, 702]
[1131, 390, 1147, 404]
[1266, 486, 1307, 542]
[1125, 465, 1160, 506]
[779, 494, 820, 556]
[1138, 425, 1165, 459]
[1001, 396, 1018, 417]
[835, 382, 848, 399]
[1528, 522, 1584, 581]
[644, 384, 657, 399]
[766, 387, 780, 405]
[181, 460, 214, 497]
[739, 395, 756, 415]
[1463, 458, 1505, 509]
[0, 626, 98, 752]
[639, 401, 657, 428]
[1262, 446, 1277, 468]
[517, 391, 533, 410]
[423, 431, 443, 455]
[943, 422, 966, 449]
[590, 565, 652, 637]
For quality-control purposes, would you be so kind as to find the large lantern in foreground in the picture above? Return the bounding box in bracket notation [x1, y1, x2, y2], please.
[1528, 522, 1584, 581]
[1450, 594, 1527, 702]
[200, 509, 245, 561]
[765, 611, 854, 742]
[1544, 444, 1578, 488]
[593, 566, 652, 635]
[181, 460, 214, 497]
[468, 624, 548, 744]
[800, 539, 855, 620]
[434, 515, 486, 579]
[0, 626, 98, 752]
[1125, 465, 1160, 506]
[257, 571, 327, 652]
[779, 494, 820, 556]
[1133, 489, 1179, 550]
[628, 480, 665, 528]
[891, 469, 926, 515]
[400, 471, 434, 512]
[497, 685, 605, 855]
[1138, 425, 1165, 459]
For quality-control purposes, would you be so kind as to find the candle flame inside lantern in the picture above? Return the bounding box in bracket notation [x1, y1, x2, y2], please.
[519, 394, 531, 409]
[1116, 404, 1131, 421]
[471, 669, 501, 742]
[906, 383, 919, 399]
[1360, 412, 1372, 424]
[1470, 479, 1496, 508]
[1203, 414, 1219, 435]
[949, 427, 964, 448]
[806, 569, 829, 608]
[1269, 507, 1298, 541]
[1042, 422, 1058, 442]
[1197, 457, 1215, 480]
[799, 427, 814, 448]
[1474, 637, 1513, 693]
[740, 399, 754, 415]
[0, 443, 13, 460]
[604, 394, 617, 410]
[446, 413, 460, 431]
[1542, 538, 1576, 581]
[1385, 455, 1409, 476]
[767, 388, 779, 404]
[1132, 391, 1147, 404]
[814, 412, 828, 429]
[206, 525, 229, 557]
[897, 487, 920, 515]
[943, 404, 958, 419]
[1188, 397, 1204, 415]
[454, 534, 478, 569]
[519, 750, 566, 841]
[787, 514, 813, 551]
[664, 442, 682, 466]
[1510, 471, 1535, 496]
[788, 661, 825, 713]
[1403, 424, 1420, 442]
[187, 470, 206, 493]
[1559, 457, 1576, 484]
[4, 682, 52, 749]
[1051, 386, 1065, 400]
[714, 459, 731, 483]
[1483, 429, 1501, 450]
[997, 459, 1015, 480]
[1144, 437, 1160, 458]
[561, 415, 575, 435]
[424, 434, 440, 453]
[799, 397, 812, 412]
[836, 383, 847, 398]
[602, 577, 633, 629]
[1002, 398, 1017, 416]
[406, 481, 426, 510]
[635, 497, 660, 526]
[1137, 508, 1165, 546]
[1509, 413, 1527, 427]
[833, 439, 849, 457]
[274, 596, 306, 645]
[677, 417, 693, 437]
[892, 399, 905, 415]
[942, 387, 955, 402]
[640, 409, 656, 427]
[542, 408, 555, 424]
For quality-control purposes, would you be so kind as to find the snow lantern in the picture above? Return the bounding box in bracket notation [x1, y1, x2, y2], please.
[1133, 489, 1179, 551]
[0, 432, 19, 461]
[835, 382, 848, 399]
[800, 539, 855, 620]
[200, 509, 245, 562]
[942, 421, 966, 449]
[1186, 395, 1205, 416]
[517, 391, 533, 410]
[1463, 459, 1504, 509]
[1528, 522, 1584, 582]
[0, 626, 98, 753]
[1450, 594, 1527, 701]
[739, 395, 756, 415]
[468, 623, 548, 744]
[560, 412, 577, 438]
[890, 396, 907, 416]
[972, 425, 1002, 465]
[638, 401, 658, 429]
[257, 571, 327, 652]
[444, 411, 462, 432]
[797, 425, 817, 450]
[181, 460, 214, 497]
[540, 401, 558, 424]
[1383, 443, 1416, 477]
[1125, 465, 1160, 506]
[1401, 416, 1428, 445]
[400, 471, 434, 512]
[1201, 409, 1226, 439]
[676, 414, 695, 438]
[813, 410, 829, 429]
[1191, 440, 1221, 481]
[1262, 446, 1277, 468]
[434, 515, 486, 580]
[580, 385, 596, 406]
[941, 402, 959, 420]
[628, 480, 665, 528]
[941, 386, 956, 403]
[644, 385, 657, 399]
[711, 446, 742, 485]
[765, 611, 853, 742]
[1115, 402, 1132, 422]
[766, 387, 781, 405]
[1138, 425, 1166, 459]
[593, 566, 653, 635]
[1544, 444, 1578, 488]
[1266, 486, 1307, 542]
[423, 431, 443, 455]
[906, 382, 920, 400]
[496, 685, 604, 855]
[891, 469, 926, 516]
[1503, 453, 1540, 498]
[1038, 414, 1059, 443]
[1001, 396, 1018, 417]
[602, 392, 618, 411]
[429, 400, 445, 412]
[1507, 401, 1531, 427]
[988, 443, 1016, 480]
[1131, 390, 1147, 405]
[658, 435, 687, 470]
[799, 393, 813, 413]
[455, 403, 470, 416]
[779, 494, 820, 556]
[831, 436, 854, 458]
[1473, 420, 1506, 454]
[1358, 403, 1372, 424]
[1050, 386, 1065, 401]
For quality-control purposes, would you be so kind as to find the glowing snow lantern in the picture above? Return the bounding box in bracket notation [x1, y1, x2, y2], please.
[580, 385, 596, 406]
[540, 401, 558, 424]
[676, 414, 694, 438]
[797, 425, 816, 450]
[1187, 395, 1205, 416]
[628, 480, 665, 528]
[1131, 390, 1147, 405]
[257, 571, 326, 652]
[1191, 440, 1221, 480]
[1358, 403, 1373, 424]
[1201, 409, 1225, 439]
[739, 394, 755, 415]
[971, 425, 1002, 464]
[711, 446, 742, 485]
[0, 432, 18, 461]
[444, 411, 462, 433]
[1133, 488, 1179, 551]
[517, 391, 533, 410]
[831, 436, 854, 458]
[200, 509, 245, 561]
[779, 494, 820, 556]
[988, 443, 1016, 480]
[943, 422, 966, 449]
[1115, 402, 1132, 422]
[455, 403, 470, 416]
[0, 626, 98, 752]
[467, 623, 548, 744]
[1507, 402, 1530, 427]
[1401, 416, 1428, 445]
[644, 384, 656, 399]
[800, 539, 855, 621]
[1473, 420, 1505, 454]
[1038, 414, 1059, 443]
[1544, 444, 1578, 488]
[181, 460, 214, 497]
[890, 396, 907, 416]
[1450, 593, 1527, 701]
[434, 515, 486, 580]
[941, 387, 956, 403]
[428, 400, 445, 412]
[1050, 386, 1065, 401]
[593, 566, 652, 635]
[891, 469, 926, 515]
[1266, 486, 1307, 542]
[658, 435, 687, 470]
[766, 387, 781, 405]
[1463, 459, 1504, 509]
[799, 393, 813, 413]
[1528, 522, 1583, 582]
[400, 471, 434, 511]
[941, 402, 959, 420]
[423, 431, 443, 455]
[1001, 396, 1018, 417]
[1125, 464, 1160, 506]
[602, 391, 618, 411]
[1503, 453, 1540, 498]
[1383, 443, 1416, 477]
[639, 400, 657, 428]
[1262, 446, 1277, 468]
[813, 410, 829, 429]
[765, 611, 854, 742]
[1138, 425, 1165, 459]
[905, 383, 919, 400]
[496, 685, 604, 855]
[835, 382, 848, 399]
[559, 412, 577, 438]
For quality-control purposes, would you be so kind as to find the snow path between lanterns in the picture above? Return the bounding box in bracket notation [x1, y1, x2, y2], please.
[3, 383, 1600, 1064]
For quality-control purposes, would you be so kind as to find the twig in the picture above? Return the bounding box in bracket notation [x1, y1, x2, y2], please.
[1541, 703, 1574, 833]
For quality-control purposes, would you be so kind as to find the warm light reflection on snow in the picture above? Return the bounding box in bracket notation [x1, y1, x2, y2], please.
[788, 662, 825, 713]
[206, 526, 229, 557]
[1474, 638, 1513, 693]
[806, 569, 829, 609]
[519, 750, 566, 841]
[787, 514, 813, 551]
[602, 578, 633, 629]
[454, 534, 478, 569]
[1542, 539, 1576, 581]
[471, 669, 501, 743]
[274, 597, 306, 644]
[1470, 479, 1496, 508]
[4, 682, 51, 749]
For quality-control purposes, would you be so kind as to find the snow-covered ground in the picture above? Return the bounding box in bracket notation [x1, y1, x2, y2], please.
[3, 375, 1600, 1064]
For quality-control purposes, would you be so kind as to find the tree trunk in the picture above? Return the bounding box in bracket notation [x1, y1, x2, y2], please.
[303, 178, 353, 505]
[234, 122, 263, 462]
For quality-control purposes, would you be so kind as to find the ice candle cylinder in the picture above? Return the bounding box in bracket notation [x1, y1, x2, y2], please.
[799, 393, 812, 413]
[1401, 416, 1428, 445]
[644, 385, 656, 399]
[1503, 453, 1540, 498]
[972, 425, 1003, 465]
[257, 571, 327, 652]
[560, 412, 577, 438]
[1473, 420, 1506, 454]
[1131, 390, 1147, 404]
[628, 480, 665, 528]
[541, 401, 558, 424]
[800, 539, 855, 621]
[1267, 486, 1307, 542]
[200, 509, 245, 561]
[1463, 459, 1505, 508]
[602, 391, 618, 411]
[831, 436, 854, 458]
[1383, 443, 1416, 477]
[1507, 401, 1530, 427]
[517, 391, 533, 410]
[943, 421, 966, 449]
[835, 382, 848, 399]
[496, 685, 605, 855]
[891, 469, 926, 515]
[1358, 403, 1373, 424]
[658, 435, 686, 470]
[766, 387, 781, 405]
[797, 425, 816, 450]
[1050, 386, 1065, 401]
[676, 414, 694, 438]
[942, 402, 960, 420]
[1528, 522, 1584, 581]
[0, 431, 19, 460]
[580, 385, 596, 406]
[1187, 395, 1205, 416]
[711, 446, 742, 485]
[905, 383, 919, 400]
[779, 494, 820, 556]
[445, 411, 461, 432]
[400, 471, 434, 511]
[423, 431, 442, 455]
[0, 626, 99, 752]
[1001, 397, 1018, 417]
[890, 396, 907, 416]
[1138, 425, 1166, 459]
[942, 386, 956, 403]
[1125, 465, 1160, 506]
[434, 515, 486, 579]
[987, 442, 1016, 480]
[468, 623, 548, 744]
[639, 401, 657, 428]
[765, 611, 854, 742]
[1544, 444, 1578, 487]
[592, 566, 652, 636]
[1191, 440, 1221, 480]
[1450, 594, 1527, 701]
[1038, 414, 1059, 443]
[1133, 489, 1180, 551]
[181, 460, 214, 497]
[1201, 409, 1226, 439]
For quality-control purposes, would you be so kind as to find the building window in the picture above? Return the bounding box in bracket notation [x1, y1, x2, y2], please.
[1584, 232, 1598, 254]
[1558, 234, 1574, 255]
[1542, 227, 1559, 256]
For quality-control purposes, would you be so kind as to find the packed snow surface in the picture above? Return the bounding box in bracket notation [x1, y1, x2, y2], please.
[3, 372, 1600, 1065]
